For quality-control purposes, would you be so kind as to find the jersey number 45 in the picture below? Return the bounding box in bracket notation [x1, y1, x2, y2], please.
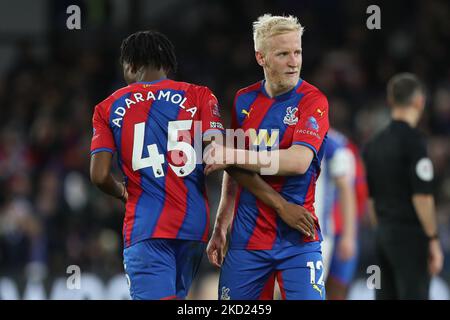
[132, 120, 196, 178]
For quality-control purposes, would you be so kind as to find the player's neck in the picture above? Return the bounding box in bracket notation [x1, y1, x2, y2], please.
[264, 80, 295, 98]
[136, 68, 167, 83]
[391, 108, 419, 128]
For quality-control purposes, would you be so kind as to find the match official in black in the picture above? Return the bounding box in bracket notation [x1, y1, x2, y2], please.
[363, 73, 443, 300]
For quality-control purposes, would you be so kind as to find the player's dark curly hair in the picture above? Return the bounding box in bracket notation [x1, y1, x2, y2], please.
[120, 30, 177, 74]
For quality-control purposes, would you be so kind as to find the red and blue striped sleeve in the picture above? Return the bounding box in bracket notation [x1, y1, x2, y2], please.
[198, 87, 225, 138]
[90, 102, 116, 155]
[292, 91, 329, 157]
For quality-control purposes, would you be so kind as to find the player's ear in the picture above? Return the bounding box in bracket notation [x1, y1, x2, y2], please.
[255, 51, 265, 67]
[414, 92, 426, 113]
[387, 95, 394, 109]
[123, 62, 134, 76]
[123, 62, 130, 73]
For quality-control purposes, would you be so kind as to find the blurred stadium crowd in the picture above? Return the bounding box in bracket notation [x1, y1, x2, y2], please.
[0, 0, 449, 299]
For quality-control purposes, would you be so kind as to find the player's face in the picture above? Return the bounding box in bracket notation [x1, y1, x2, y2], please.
[260, 31, 302, 91]
[122, 62, 136, 84]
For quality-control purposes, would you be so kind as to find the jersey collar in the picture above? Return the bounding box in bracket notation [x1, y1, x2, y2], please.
[261, 78, 303, 101]
[134, 78, 168, 85]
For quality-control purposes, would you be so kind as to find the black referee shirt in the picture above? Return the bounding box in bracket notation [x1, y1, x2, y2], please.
[362, 120, 434, 227]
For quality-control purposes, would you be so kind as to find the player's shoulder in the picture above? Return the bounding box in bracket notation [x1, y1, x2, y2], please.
[326, 131, 346, 156]
[345, 140, 362, 159]
[234, 81, 262, 109]
[110, 84, 134, 98]
[94, 85, 133, 112]
[385, 120, 425, 148]
[236, 81, 263, 97]
[365, 122, 392, 154]
[365, 127, 384, 150]
[297, 79, 328, 103]
[169, 79, 205, 92]
[171, 80, 217, 101]
[403, 123, 424, 140]
[404, 127, 427, 153]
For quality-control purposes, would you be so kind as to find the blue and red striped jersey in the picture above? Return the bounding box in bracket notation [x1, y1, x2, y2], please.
[332, 139, 369, 235]
[90, 79, 224, 248]
[229, 79, 329, 250]
[316, 128, 353, 237]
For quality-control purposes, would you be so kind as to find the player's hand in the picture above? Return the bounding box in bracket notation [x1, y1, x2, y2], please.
[428, 239, 444, 276]
[204, 163, 228, 175]
[277, 201, 315, 239]
[337, 234, 356, 261]
[122, 188, 128, 203]
[117, 181, 128, 203]
[203, 141, 226, 164]
[206, 227, 227, 268]
[203, 142, 231, 175]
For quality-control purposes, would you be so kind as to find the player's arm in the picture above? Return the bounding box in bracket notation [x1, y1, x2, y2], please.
[202, 89, 315, 267]
[408, 137, 438, 238]
[331, 147, 357, 260]
[225, 166, 315, 233]
[200, 88, 315, 233]
[213, 171, 237, 232]
[90, 152, 127, 202]
[412, 194, 443, 275]
[204, 145, 316, 268]
[206, 171, 237, 267]
[367, 197, 378, 227]
[90, 103, 127, 203]
[362, 146, 377, 228]
[207, 166, 316, 267]
[335, 174, 356, 242]
[205, 144, 314, 176]
[204, 138, 316, 268]
[334, 174, 357, 260]
[205, 92, 328, 176]
[413, 194, 438, 239]
[407, 136, 443, 275]
[204, 140, 315, 236]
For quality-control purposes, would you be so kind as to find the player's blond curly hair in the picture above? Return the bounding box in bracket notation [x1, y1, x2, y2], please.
[253, 14, 304, 53]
